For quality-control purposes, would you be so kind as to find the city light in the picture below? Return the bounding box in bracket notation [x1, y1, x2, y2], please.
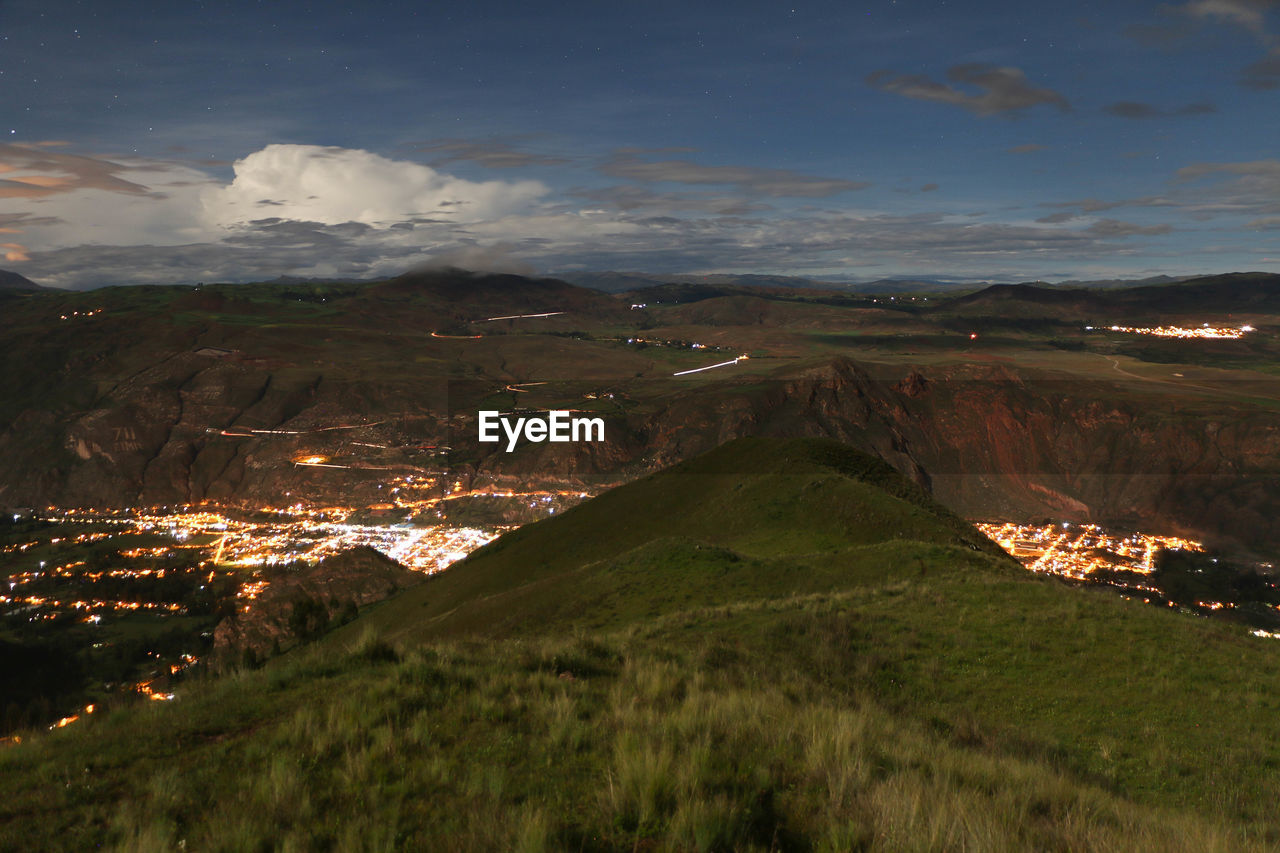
[1087, 323, 1257, 340]
[976, 520, 1203, 582]
[12, 481, 592, 630]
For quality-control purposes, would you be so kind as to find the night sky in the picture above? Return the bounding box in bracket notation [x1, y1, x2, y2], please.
[3, 0, 1280, 289]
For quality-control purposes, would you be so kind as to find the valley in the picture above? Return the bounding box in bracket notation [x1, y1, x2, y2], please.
[3, 269, 1280, 553]
[12, 2, 1280, 846]
[5, 270, 1280, 847]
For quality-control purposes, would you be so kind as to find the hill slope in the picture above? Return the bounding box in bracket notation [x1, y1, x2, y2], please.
[0, 269, 42, 291]
[355, 436, 1008, 642]
[3, 440, 1280, 849]
[943, 271, 1280, 318]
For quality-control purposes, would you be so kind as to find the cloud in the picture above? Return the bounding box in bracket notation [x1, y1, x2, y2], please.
[1127, 0, 1277, 42]
[866, 64, 1071, 116]
[1, 242, 29, 262]
[0, 144, 553, 285]
[409, 244, 537, 275]
[597, 153, 868, 197]
[612, 146, 701, 155]
[217, 218, 374, 249]
[1103, 101, 1217, 118]
[0, 212, 62, 232]
[1009, 144, 1048, 154]
[570, 184, 772, 215]
[1084, 219, 1174, 237]
[0, 144, 155, 198]
[1172, 160, 1280, 215]
[0, 158, 218, 249]
[414, 139, 570, 168]
[920, 183, 940, 192]
[1176, 158, 1280, 185]
[0, 142, 1217, 289]
[1128, 2, 1280, 86]
[1035, 160, 1280, 223]
[1242, 48, 1280, 87]
[12, 202, 1187, 290]
[474, 211, 1182, 280]
[1180, 0, 1276, 35]
[15, 229, 435, 289]
[205, 144, 547, 227]
[1041, 196, 1179, 214]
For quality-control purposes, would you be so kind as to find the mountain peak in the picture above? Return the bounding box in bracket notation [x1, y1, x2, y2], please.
[0, 270, 43, 291]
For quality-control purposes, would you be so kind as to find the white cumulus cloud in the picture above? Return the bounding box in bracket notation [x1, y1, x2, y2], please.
[203, 144, 547, 228]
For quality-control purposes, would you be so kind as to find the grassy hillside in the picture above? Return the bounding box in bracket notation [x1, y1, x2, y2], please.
[3, 438, 1280, 850]
[355, 437, 1006, 642]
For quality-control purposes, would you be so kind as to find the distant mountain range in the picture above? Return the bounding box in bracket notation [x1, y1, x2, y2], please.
[950, 271, 1280, 316]
[1041, 274, 1197, 290]
[552, 270, 1213, 295]
[554, 270, 970, 294]
[0, 264, 1236, 296]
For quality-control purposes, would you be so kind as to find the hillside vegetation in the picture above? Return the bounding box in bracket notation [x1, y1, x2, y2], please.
[3, 438, 1279, 850]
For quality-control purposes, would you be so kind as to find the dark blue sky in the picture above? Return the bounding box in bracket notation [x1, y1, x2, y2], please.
[3, 0, 1280, 288]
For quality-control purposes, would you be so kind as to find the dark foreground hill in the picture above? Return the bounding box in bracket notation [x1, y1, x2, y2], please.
[3, 437, 1280, 849]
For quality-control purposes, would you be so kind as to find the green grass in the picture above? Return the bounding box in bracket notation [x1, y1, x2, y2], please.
[353, 438, 1003, 643]
[4, 437, 1280, 848]
[3, 589, 1272, 850]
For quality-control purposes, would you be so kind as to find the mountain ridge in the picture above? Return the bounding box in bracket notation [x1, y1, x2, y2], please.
[347, 436, 1011, 643]
[0, 269, 44, 291]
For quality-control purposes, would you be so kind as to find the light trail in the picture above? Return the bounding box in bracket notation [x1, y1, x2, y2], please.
[253, 422, 385, 435]
[215, 422, 386, 437]
[430, 331, 483, 339]
[292, 460, 394, 470]
[505, 382, 548, 392]
[481, 312, 564, 321]
[673, 355, 749, 377]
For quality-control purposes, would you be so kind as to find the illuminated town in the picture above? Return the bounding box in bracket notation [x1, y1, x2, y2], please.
[28, 482, 590, 581]
[973, 521, 1280, 619]
[975, 520, 1203, 581]
[1086, 323, 1256, 339]
[5, 498, 1272, 741]
[0, 482, 593, 730]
